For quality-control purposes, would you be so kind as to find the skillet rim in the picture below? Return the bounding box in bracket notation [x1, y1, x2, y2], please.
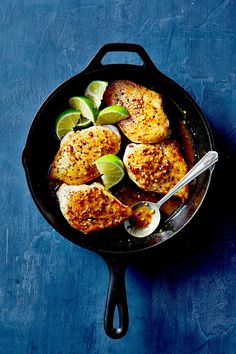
[22, 60, 215, 255]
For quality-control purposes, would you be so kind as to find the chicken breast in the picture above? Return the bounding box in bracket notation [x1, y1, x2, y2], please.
[49, 125, 121, 185]
[57, 182, 132, 234]
[123, 140, 189, 202]
[103, 80, 169, 143]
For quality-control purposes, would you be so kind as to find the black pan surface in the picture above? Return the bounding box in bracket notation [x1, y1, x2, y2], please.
[22, 44, 214, 254]
[22, 43, 215, 338]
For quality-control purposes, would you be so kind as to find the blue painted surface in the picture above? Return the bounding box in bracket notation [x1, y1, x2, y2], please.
[0, 0, 235, 353]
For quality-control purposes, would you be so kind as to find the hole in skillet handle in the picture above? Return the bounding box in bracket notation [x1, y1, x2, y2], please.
[83, 42, 160, 73]
[101, 253, 129, 339]
[102, 51, 143, 66]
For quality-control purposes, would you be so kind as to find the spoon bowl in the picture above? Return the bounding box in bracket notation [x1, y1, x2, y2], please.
[124, 201, 161, 237]
[124, 151, 218, 238]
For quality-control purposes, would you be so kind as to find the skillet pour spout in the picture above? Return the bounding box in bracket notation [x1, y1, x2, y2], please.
[22, 43, 216, 339]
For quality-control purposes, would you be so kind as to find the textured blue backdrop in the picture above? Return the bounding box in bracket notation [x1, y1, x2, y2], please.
[0, 0, 235, 353]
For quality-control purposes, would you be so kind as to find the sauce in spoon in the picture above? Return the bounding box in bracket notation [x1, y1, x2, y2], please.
[124, 151, 218, 238]
[131, 203, 155, 229]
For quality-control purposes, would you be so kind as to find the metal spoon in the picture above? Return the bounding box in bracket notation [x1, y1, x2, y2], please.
[124, 150, 218, 238]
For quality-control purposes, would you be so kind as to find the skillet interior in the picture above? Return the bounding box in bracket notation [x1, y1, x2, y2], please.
[22, 64, 214, 254]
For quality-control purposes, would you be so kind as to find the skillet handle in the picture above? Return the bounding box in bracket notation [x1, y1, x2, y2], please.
[84, 42, 159, 72]
[100, 253, 129, 339]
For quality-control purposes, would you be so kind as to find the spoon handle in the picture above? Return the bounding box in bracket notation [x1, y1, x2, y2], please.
[157, 151, 218, 207]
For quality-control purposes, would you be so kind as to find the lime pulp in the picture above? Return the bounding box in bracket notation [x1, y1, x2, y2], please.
[85, 80, 108, 109]
[95, 154, 125, 189]
[96, 105, 129, 125]
[55, 109, 83, 140]
[69, 96, 98, 123]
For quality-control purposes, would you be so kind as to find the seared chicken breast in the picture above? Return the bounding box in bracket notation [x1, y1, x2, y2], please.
[123, 140, 189, 202]
[103, 80, 169, 143]
[49, 125, 121, 185]
[57, 182, 132, 234]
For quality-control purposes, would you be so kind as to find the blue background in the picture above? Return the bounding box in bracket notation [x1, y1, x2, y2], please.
[0, 0, 235, 353]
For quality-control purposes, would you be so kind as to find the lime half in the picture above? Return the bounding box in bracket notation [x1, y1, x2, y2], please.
[69, 96, 98, 123]
[96, 105, 129, 125]
[95, 154, 125, 189]
[55, 109, 86, 140]
[85, 80, 108, 108]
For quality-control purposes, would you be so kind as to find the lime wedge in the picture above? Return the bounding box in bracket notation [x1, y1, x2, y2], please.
[69, 96, 98, 123]
[96, 105, 129, 125]
[85, 80, 108, 108]
[76, 116, 92, 128]
[55, 109, 86, 140]
[95, 154, 125, 189]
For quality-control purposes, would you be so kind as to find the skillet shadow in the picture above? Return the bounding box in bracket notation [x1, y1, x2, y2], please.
[128, 125, 236, 279]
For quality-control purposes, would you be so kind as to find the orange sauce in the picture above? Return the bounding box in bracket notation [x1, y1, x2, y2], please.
[131, 204, 155, 229]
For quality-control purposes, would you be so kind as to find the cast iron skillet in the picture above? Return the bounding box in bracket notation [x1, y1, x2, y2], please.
[22, 43, 215, 339]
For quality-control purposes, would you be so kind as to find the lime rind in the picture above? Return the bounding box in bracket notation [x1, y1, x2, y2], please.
[55, 108, 81, 122]
[101, 173, 122, 189]
[85, 80, 108, 109]
[55, 109, 82, 139]
[95, 153, 124, 170]
[95, 154, 124, 189]
[69, 96, 98, 123]
[76, 117, 92, 128]
[96, 105, 129, 125]
[98, 162, 123, 175]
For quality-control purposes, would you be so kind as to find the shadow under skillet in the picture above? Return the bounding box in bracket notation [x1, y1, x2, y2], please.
[128, 125, 236, 279]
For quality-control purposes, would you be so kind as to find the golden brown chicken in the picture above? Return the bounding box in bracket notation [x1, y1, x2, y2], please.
[103, 80, 169, 143]
[123, 140, 189, 202]
[56, 182, 132, 234]
[49, 125, 121, 185]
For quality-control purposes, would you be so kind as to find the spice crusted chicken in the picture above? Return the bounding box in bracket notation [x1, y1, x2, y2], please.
[49, 125, 121, 185]
[123, 140, 189, 203]
[56, 182, 132, 234]
[103, 80, 170, 143]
